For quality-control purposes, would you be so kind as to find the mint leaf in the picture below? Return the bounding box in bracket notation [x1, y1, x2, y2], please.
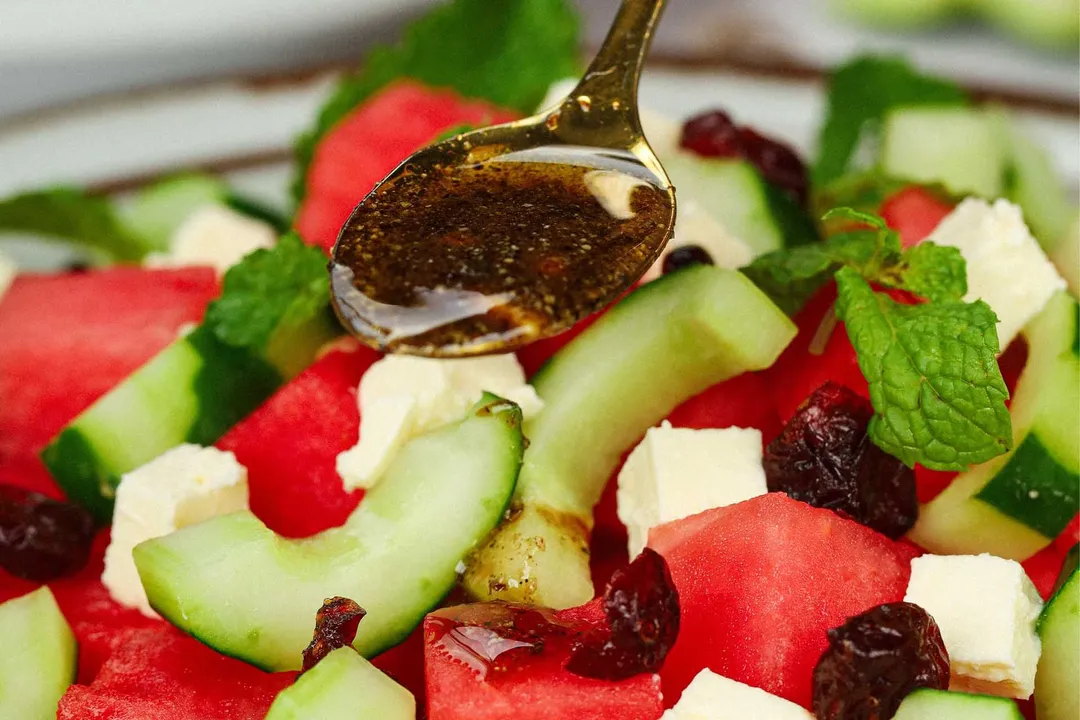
[897, 242, 966, 303]
[814, 56, 967, 186]
[835, 267, 1012, 471]
[204, 233, 331, 356]
[293, 0, 581, 201]
[0, 188, 152, 262]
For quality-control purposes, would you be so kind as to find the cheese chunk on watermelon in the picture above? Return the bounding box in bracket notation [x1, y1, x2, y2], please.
[648, 492, 920, 708]
[295, 81, 518, 252]
[57, 626, 293, 719]
[216, 342, 381, 538]
[0, 268, 220, 476]
[424, 601, 663, 720]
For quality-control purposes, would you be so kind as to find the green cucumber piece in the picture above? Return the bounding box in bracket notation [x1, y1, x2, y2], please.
[135, 394, 523, 671]
[982, 0, 1080, 50]
[42, 325, 283, 523]
[830, 0, 957, 28]
[1051, 214, 1079, 298]
[463, 265, 797, 608]
[120, 174, 229, 252]
[1036, 548, 1079, 720]
[894, 688, 1023, 719]
[663, 154, 816, 257]
[910, 291, 1080, 559]
[880, 106, 1008, 198]
[0, 588, 77, 720]
[265, 648, 415, 720]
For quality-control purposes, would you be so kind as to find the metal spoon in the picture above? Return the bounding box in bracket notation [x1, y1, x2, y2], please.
[330, 0, 673, 357]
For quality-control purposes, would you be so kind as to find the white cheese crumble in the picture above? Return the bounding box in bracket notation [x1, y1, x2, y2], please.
[145, 204, 275, 275]
[102, 444, 249, 617]
[927, 198, 1066, 350]
[336, 355, 543, 491]
[0, 249, 15, 302]
[617, 423, 767, 558]
[661, 669, 814, 719]
[904, 553, 1043, 699]
[643, 200, 756, 281]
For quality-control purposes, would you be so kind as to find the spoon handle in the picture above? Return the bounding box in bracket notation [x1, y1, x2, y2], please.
[557, 0, 668, 146]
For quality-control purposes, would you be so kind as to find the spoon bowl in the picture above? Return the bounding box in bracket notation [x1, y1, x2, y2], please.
[331, 0, 673, 357]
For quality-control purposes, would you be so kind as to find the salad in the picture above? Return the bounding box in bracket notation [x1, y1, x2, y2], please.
[0, 1, 1077, 719]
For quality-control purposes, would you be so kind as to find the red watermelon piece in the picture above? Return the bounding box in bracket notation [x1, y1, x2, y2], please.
[57, 626, 293, 720]
[879, 185, 955, 248]
[0, 267, 220, 496]
[648, 492, 920, 708]
[666, 371, 782, 445]
[296, 81, 518, 252]
[216, 342, 381, 538]
[424, 602, 663, 720]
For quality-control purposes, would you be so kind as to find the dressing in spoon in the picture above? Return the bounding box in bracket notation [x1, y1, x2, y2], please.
[330, 0, 673, 357]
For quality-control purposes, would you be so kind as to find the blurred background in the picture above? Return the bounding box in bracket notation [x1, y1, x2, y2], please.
[1, 0, 1077, 120]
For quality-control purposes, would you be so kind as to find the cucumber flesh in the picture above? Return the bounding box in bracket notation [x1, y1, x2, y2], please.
[265, 648, 415, 720]
[831, 0, 957, 27]
[880, 106, 1007, 198]
[663, 154, 815, 257]
[120, 174, 228, 252]
[1036, 556, 1079, 720]
[1050, 214, 1079, 297]
[910, 291, 1080, 559]
[0, 588, 77, 720]
[463, 265, 797, 608]
[135, 394, 523, 672]
[894, 688, 1023, 719]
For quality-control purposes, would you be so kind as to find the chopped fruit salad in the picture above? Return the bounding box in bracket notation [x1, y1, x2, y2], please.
[1, 1, 1077, 719]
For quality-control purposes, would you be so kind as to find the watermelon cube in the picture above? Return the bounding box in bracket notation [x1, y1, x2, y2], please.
[57, 626, 294, 719]
[424, 601, 663, 720]
[296, 81, 518, 252]
[648, 492, 920, 708]
[216, 342, 381, 538]
[0, 267, 220, 497]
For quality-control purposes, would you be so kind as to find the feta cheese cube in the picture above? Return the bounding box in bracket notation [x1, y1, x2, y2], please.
[643, 199, 755, 281]
[145, 204, 275, 274]
[337, 355, 543, 490]
[928, 198, 1066, 350]
[0, 249, 14, 302]
[617, 424, 767, 558]
[102, 444, 249, 616]
[904, 553, 1043, 698]
[661, 669, 814, 720]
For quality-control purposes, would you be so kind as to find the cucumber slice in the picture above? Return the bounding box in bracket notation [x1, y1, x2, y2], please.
[265, 648, 414, 720]
[663, 154, 816, 257]
[463, 265, 797, 608]
[42, 325, 284, 523]
[880, 106, 1007, 198]
[894, 688, 1023, 719]
[982, 0, 1080, 50]
[120, 174, 229, 252]
[1051, 214, 1079, 298]
[135, 394, 523, 672]
[910, 291, 1080, 559]
[1036, 548, 1079, 720]
[0, 588, 77, 720]
[831, 0, 957, 28]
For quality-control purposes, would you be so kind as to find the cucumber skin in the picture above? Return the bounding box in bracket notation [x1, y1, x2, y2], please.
[135, 396, 523, 672]
[464, 265, 797, 608]
[1036, 569, 1079, 720]
[0, 588, 77, 720]
[42, 325, 282, 524]
[265, 648, 414, 720]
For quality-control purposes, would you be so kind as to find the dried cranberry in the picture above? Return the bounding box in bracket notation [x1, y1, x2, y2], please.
[680, 110, 809, 206]
[813, 602, 950, 720]
[566, 547, 680, 681]
[662, 245, 714, 275]
[0, 484, 95, 581]
[764, 383, 917, 539]
[301, 596, 366, 672]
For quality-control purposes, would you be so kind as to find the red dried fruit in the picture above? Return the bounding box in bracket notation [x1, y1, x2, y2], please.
[662, 245, 715, 275]
[301, 596, 367, 672]
[567, 548, 680, 681]
[680, 110, 809, 206]
[0, 483, 95, 581]
[813, 602, 950, 720]
[764, 382, 918, 539]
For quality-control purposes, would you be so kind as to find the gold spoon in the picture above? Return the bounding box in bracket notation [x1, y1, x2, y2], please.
[330, 0, 673, 357]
